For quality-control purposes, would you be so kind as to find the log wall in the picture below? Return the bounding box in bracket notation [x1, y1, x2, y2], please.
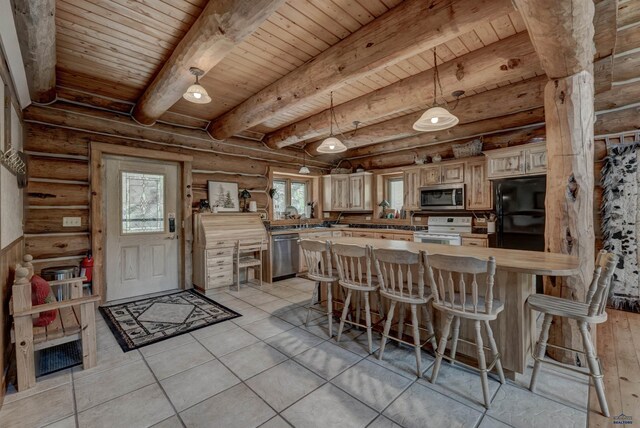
[22, 102, 331, 274]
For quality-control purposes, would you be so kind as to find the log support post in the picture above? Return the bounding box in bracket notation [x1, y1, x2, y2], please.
[543, 71, 595, 363]
[514, 0, 596, 364]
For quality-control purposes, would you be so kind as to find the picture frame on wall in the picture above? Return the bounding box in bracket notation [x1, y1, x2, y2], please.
[208, 181, 239, 212]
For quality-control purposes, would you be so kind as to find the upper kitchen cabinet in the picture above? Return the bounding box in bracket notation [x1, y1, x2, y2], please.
[403, 167, 421, 210]
[419, 161, 465, 186]
[323, 172, 373, 211]
[465, 158, 493, 210]
[485, 142, 547, 179]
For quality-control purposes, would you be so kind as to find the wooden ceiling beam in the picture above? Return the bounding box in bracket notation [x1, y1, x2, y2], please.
[307, 75, 546, 152]
[207, 0, 515, 140]
[266, 31, 541, 149]
[11, 0, 56, 103]
[131, 0, 285, 126]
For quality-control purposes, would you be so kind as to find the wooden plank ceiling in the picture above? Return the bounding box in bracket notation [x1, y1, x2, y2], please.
[50, 0, 637, 152]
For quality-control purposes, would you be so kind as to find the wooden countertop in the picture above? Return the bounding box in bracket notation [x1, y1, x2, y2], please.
[323, 237, 579, 276]
[269, 227, 492, 238]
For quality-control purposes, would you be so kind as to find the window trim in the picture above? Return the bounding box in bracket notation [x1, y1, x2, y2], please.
[272, 176, 310, 217]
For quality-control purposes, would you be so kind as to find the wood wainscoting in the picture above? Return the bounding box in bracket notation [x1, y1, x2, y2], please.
[0, 237, 24, 408]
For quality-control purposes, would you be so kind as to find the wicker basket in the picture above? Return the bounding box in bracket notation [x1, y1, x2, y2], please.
[452, 139, 482, 159]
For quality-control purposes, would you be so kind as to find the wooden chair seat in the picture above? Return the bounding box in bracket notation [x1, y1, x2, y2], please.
[380, 288, 432, 305]
[433, 294, 504, 320]
[527, 294, 606, 324]
[31, 305, 81, 346]
[238, 256, 261, 267]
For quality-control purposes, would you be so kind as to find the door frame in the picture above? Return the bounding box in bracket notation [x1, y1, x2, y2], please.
[90, 142, 193, 303]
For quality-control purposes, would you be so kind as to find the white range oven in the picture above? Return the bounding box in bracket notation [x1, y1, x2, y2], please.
[413, 216, 472, 246]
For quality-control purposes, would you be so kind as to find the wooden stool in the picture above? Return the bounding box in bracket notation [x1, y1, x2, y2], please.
[332, 243, 382, 354]
[234, 239, 264, 291]
[373, 248, 438, 377]
[427, 253, 505, 409]
[526, 250, 618, 417]
[300, 239, 338, 337]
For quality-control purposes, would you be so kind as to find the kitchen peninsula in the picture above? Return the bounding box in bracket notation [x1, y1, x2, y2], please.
[317, 236, 579, 378]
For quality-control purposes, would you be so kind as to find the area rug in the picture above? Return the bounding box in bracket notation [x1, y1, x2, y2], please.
[100, 289, 241, 352]
[601, 141, 640, 312]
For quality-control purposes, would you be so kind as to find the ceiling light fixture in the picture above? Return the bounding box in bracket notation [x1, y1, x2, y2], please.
[413, 48, 458, 132]
[183, 67, 211, 104]
[317, 92, 347, 154]
[299, 146, 311, 174]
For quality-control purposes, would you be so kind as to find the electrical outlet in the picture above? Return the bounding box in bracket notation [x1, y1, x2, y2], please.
[63, 217, 82, 227]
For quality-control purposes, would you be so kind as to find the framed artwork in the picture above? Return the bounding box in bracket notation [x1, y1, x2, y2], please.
[208, 181, 239, 212]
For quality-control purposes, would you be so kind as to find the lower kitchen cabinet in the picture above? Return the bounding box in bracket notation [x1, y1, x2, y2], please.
[461, 237, 489, 247]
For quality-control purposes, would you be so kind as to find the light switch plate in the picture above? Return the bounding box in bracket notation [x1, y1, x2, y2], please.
[63, 217, 82, 227]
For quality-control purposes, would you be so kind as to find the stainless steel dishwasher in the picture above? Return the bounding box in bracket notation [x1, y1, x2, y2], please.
[272, 233, 300, 280]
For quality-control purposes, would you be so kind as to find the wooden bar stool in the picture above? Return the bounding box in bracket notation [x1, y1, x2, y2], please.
[373, 248, 438, 377]
[526, 250, 618, 417]
[427, 253, 505, 409]
[300, 239, 338, 337]
[332, 243, 382, 354]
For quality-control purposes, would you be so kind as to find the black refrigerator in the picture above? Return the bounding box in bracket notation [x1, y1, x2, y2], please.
[494, 176, 546, 252]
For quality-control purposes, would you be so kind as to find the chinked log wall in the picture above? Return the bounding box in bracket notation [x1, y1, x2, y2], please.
[22, 101, 331, 274]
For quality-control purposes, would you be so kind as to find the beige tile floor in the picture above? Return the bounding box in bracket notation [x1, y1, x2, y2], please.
[0, 277, 590, 428]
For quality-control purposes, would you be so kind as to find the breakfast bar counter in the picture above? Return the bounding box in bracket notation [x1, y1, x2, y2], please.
[318, 237, 580, 377]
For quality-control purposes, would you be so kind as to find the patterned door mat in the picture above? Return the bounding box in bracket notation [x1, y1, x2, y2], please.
[36, 340, 83, 377]
[100, 289, 241, 352]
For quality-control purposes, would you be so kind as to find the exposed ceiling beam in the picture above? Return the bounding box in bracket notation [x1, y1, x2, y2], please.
[307, 75, 546, 152]
[131, 0, 285, 126]
[206, 0, 515, 140]
[10, 0, 55, 104]
[266, 31, 541, 149]
[345, 107, 545, 159]
[594, 0, 619, 59]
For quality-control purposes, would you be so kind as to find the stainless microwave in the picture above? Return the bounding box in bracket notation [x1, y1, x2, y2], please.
[419, 184, 465, 210]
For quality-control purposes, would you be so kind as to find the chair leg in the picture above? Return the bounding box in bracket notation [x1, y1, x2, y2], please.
[337, 289, 352, 343]
[375, 291, 385, 320]
[236, 262, 240, 292]
[474, 320, 491, 409]
[530, 313, 553, 392]
[81, 302, 97, 369]
[305, 282, 320, 327]
[579, 321, 609, 417]
[364, 291, 373, 354]
[423, 304, 438, 352]
[398, 303, 406, 340]
[258, 264, 263, 288]
[355, 291, 361, 326]
[450, 316, 460, 366]
[379, 300, 396, 361]
[410, 304, 422, 377]
[431, 313, 453, 384]
[326, 281, 333, 337]
[484, 320, 505, 384]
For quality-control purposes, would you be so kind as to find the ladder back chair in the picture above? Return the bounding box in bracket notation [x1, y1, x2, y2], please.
[332, 243, 382, 354]
[426, 253, 505, 409]
[300, 239, 338, 337]
[373, 248, 438, 377]
[526, 250, 618, 416]
[234, 238, 264, 291]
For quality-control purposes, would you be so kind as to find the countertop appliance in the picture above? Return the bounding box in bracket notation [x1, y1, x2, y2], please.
[494, 176, 546, 251]
[419, 183, 465, 210]
[413, 216, 472, 245]
[272, 233, 300, 280]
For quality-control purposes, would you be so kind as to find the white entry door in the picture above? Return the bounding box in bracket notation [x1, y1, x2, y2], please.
[105, 156, 180, 302]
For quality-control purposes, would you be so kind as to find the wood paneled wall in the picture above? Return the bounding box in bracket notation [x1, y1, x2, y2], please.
[22, 102, 329, 274]
[0, 237, 23, 407]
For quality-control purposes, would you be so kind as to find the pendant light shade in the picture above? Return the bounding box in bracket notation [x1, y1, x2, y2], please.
[183, 67, 211, 104]
[413, 106, 458, 131]
[317, 136, 347, 153]
[299, 147, 311, 174]
[316, 91, 347, 154]
[413, 47, 458, 133]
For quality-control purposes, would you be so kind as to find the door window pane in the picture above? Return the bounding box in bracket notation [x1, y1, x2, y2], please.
[121, 172, 165, 233]
[291, 181, 307, 214]
[388, 178, 404, 212]
[273, 180, 287, 218]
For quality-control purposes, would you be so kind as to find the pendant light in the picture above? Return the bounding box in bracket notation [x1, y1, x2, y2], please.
[413, 48, 458, 132]
[183, 67, 211, 104]
[317, 92, 347, 153]
[298, 146, 310, 174]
